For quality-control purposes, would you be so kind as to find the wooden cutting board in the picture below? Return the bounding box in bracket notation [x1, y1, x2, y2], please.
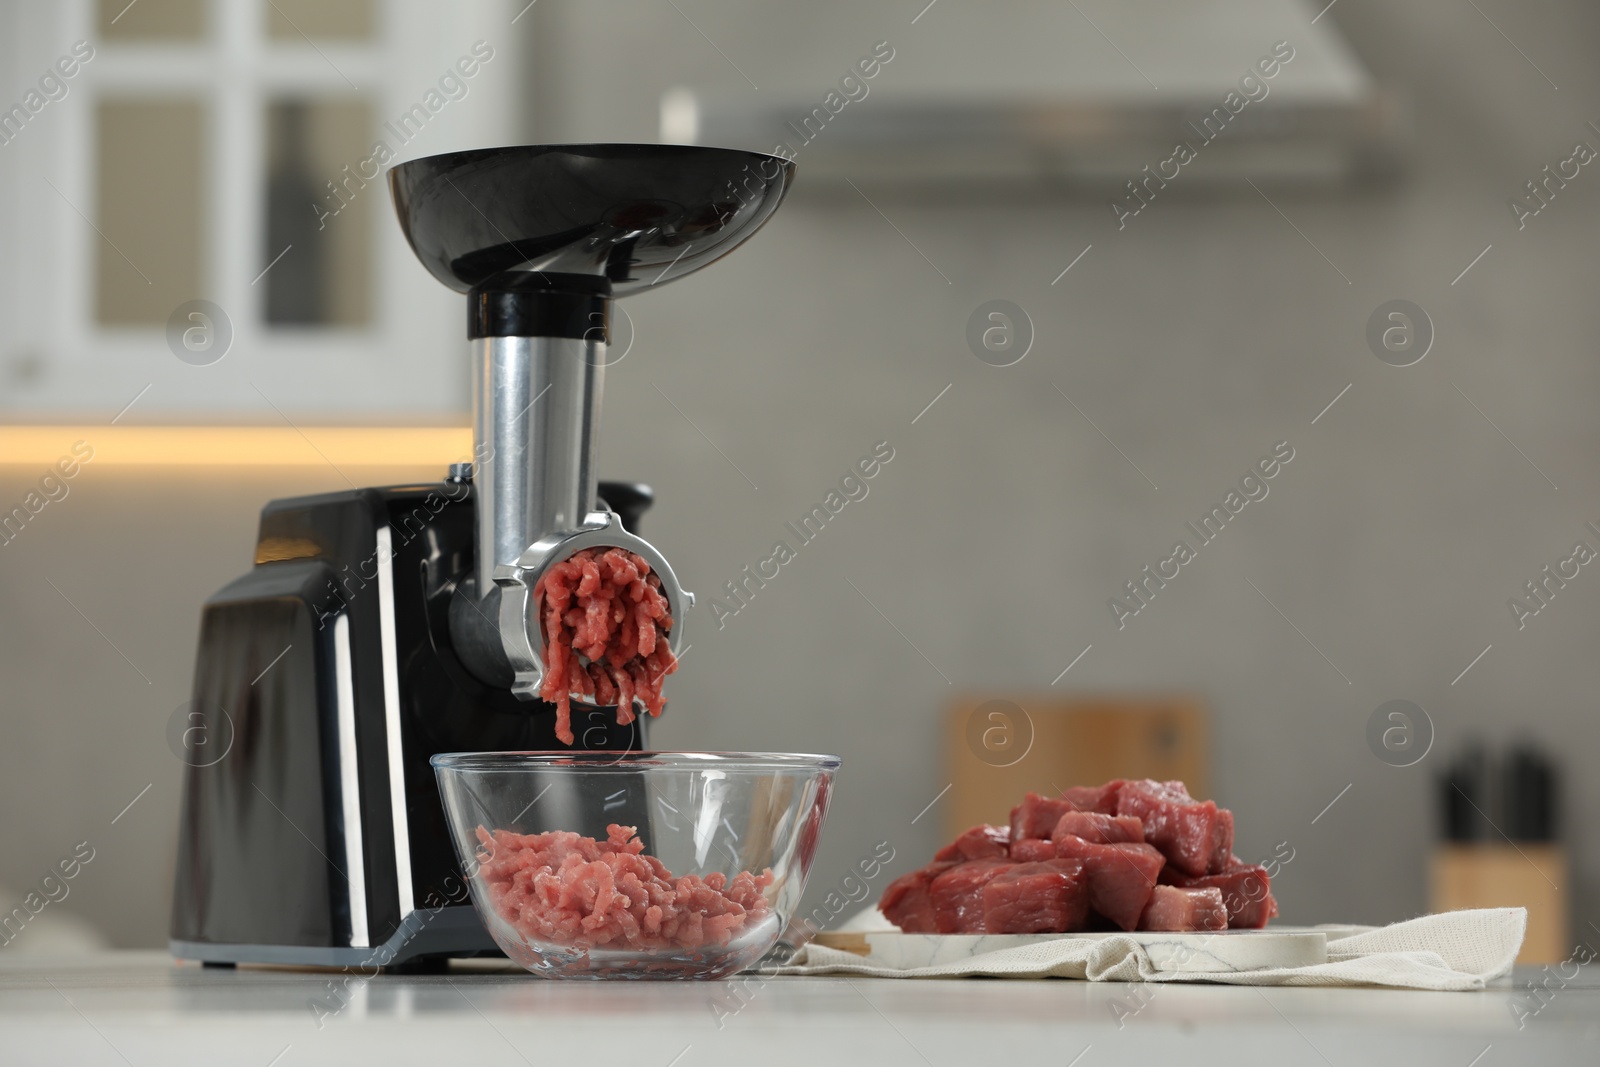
[813, 928, 1328, 974]
[945, 695, 1207, 842]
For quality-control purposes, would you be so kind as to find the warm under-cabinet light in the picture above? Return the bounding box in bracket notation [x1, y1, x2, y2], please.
[0, 426, 473, 466]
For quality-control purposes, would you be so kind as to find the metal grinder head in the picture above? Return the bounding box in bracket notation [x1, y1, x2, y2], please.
[388, 144, 794, 701]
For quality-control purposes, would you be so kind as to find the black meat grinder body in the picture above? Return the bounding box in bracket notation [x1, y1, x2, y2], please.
[170, 144, 793, 968]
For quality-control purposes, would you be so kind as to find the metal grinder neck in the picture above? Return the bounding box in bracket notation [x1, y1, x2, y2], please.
[468, 277, 611, 598]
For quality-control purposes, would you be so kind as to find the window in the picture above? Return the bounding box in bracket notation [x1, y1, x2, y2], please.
[0, 0, 524, 419]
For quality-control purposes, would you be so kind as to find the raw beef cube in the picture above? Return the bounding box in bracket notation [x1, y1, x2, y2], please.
[981, 860, 1089, 934]
[1010, 838, 1057, 862]
[1052, 835, 1165, 931]
[934, 823, 1010, 862]
[1163, 862, 1278, 929]
[1211, 809, 1235, 871]
[878, 861, 955, 933]
[1050, 810, 1145, 846]
[1009, 792, 1079, 841]
[1115, 779, 1233, 877]
[929, 860, 1012, 933]
[889, 780, 1274, 938]
[1139, 885, 1228, 932]
[1062, 780, 1124, 815]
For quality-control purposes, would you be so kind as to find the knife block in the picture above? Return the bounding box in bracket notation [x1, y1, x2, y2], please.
[1429, 843, 1568, 964]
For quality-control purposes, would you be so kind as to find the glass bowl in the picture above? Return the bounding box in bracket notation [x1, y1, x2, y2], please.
[431, 751, 839, 979]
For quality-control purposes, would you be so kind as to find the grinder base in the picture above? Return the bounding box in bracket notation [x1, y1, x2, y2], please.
[170, 480, 652, 968]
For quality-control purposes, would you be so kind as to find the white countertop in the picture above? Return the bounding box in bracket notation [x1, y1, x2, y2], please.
[0, 952, 1595, 1065]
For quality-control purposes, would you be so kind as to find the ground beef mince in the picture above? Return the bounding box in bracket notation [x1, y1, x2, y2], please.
[474, 824, 773, 951]
[878, 780, 1275, 934]
[533, 547, 679, 745]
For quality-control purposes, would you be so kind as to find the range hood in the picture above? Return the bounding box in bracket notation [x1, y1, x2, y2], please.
[661, 0, 1403, 188]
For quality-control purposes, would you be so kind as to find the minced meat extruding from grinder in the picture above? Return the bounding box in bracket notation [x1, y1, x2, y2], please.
[474, 824, 774, 951]
[880, 779, 1279, 935]
[534, 547, 678, 745]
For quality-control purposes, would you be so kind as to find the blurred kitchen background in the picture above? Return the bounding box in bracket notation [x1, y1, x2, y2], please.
[1, 0, 1596, 960]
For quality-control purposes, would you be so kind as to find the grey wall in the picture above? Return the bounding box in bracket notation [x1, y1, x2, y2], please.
[3, 0, 1599, 949]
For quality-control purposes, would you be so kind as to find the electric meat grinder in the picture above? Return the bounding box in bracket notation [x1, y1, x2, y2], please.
[170, 144, 794, 968]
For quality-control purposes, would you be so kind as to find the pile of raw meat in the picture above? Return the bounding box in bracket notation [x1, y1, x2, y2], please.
[534, 547, 678, 745]
[879, 779, 1277, 935]
[474, 824, 774, 950]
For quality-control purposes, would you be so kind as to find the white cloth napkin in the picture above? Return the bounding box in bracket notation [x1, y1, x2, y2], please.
[771, 908, 1526, 991]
